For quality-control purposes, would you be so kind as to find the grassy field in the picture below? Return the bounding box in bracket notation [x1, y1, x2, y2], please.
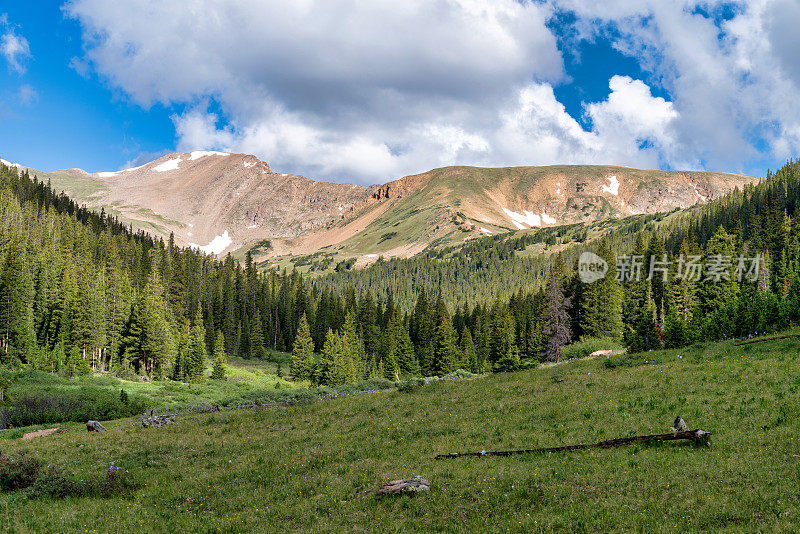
[0, 354, 299, 432]
[2, 336, 800, 532]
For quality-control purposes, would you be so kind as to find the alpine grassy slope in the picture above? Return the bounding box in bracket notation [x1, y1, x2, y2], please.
[3, 334, 799, 533]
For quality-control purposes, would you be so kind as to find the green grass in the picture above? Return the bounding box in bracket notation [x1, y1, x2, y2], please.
[3, 337, 800, 532]
[3, 354, 299, 420]
[42, 171, 108, 199]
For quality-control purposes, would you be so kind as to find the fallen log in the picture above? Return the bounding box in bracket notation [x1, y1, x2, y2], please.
[435, 429, 711, 460]
[733, 334, 800, 346]
[22, 427, 60, 440]
[360, 476, 431, 497]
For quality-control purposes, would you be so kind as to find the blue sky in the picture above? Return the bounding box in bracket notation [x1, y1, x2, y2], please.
[0, 3, 176, 172]
[1, 1, 799, 184]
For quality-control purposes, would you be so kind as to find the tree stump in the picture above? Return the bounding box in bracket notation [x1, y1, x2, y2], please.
[86, 420, 107, 432]
[373, 476, 431, 496]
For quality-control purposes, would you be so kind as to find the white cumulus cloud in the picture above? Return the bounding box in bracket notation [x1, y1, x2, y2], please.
[65, 0, 800, 183]
[1, 20, 31, 74]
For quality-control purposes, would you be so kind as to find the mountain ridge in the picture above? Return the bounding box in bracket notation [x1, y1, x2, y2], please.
[2, 152, 758, 263]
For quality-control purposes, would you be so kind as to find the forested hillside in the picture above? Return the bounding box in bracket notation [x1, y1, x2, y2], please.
[1, 160, 799, 391]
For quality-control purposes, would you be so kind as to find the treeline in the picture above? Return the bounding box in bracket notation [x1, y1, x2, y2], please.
[317, 213, 671, 310]
[2, 158, 800, 388]
[0, 164, 322, 379]
[287, 159, 800, 385]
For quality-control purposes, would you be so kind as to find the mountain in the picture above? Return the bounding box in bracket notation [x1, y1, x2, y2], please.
[47, 151, 371, 255]
[8, 152, 757, 263]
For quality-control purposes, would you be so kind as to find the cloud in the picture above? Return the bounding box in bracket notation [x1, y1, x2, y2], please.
[1, 20, 31, 74]
[17, 84, 38, 106]
[494, 76, 680, 170]
[66, 0, 800, 183]
[68, 56, 90, 78]
[554, 0, 800, 169]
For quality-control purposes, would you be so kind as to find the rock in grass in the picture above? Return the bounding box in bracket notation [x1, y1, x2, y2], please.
[374, 476, 431, 496]
[140, 414, 177, 428]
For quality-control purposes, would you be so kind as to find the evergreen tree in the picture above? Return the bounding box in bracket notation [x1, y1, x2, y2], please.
[459, 328, 477, 372]
[580, 240, 623, 341]
[341, 312, 365, 382]
[186, 305, 207, 381]
[290, 313, 315, 382]
[395, 319, 420, 377]
[0, 237, 36, 362]
[317, 328, 347, 386]
[249, 311, 266, 359]
[431, 297, 457, 376]
[211, 331, 227, 380]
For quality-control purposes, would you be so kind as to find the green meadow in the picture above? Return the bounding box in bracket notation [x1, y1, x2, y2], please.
[2, 335, 800, 532]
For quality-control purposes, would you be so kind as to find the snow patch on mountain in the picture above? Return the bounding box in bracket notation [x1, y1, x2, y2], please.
[690, 182, 707, 202]
[0, 158, 22, 169]
[541, 212, 556, 224]
[189, 230, 232, 255]
[602, 175, 620, 195]
[188, 150, 230, 161]
[243, 161, 256, 168]
[503, 207, 542, 228]
[154, 157, 182, 172]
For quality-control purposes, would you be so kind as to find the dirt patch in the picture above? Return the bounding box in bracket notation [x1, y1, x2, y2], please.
[22, 427, 60, 440]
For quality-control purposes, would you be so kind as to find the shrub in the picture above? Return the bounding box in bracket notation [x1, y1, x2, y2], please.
[0, 388, 148, 429]
[562, 337, 625, 361]
[396, 377, 426, 392]
[333, 378, 395, 394]
[0, 452, 41, 491]
[443, 369, 478, 380]
[0, 452, 137, 499]
[24, 466, 81, 498]
[219, 387, 317, 407]
[397, 371, 478, 392]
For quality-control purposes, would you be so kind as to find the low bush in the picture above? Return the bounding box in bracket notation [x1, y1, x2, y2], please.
[0, 452, 41, 491]
[0, 452, 137, 499]
[396, 377, 426, 392]
[0, 388, 148, 429]
[219, 387, 318, 407]
[333, 378, 395, 394]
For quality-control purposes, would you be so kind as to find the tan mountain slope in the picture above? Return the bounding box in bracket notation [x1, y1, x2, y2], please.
[51, 151, 372, 254]
[7, 153, 757, 261]
[279, 164, 758, 260]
